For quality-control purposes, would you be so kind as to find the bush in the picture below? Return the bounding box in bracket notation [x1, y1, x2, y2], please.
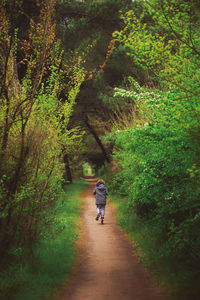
[107, 116, 200, 299]
[0, 180, 87, 300]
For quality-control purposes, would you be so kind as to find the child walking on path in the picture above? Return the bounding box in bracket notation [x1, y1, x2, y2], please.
[93, 179, 108, 224]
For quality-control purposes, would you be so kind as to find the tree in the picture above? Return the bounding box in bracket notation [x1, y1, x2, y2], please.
[104, 1, 200, 298]
[0, 0, 85, 260]
[55, 0, 137, 169]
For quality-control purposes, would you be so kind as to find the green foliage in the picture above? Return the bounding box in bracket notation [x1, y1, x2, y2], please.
[55, 0, 138, 170]
[106, 1, 200, 298]
[83, 162, 94, 176]
[0, 180, 87, 300]
[108, 97, 200, 299]
[0, 0, 85, 279]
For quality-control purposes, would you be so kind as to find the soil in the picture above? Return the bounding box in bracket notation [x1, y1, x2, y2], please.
[57, 180, 167, 300]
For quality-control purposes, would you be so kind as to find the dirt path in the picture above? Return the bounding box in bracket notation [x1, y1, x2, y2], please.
[57, 181, 167, 300]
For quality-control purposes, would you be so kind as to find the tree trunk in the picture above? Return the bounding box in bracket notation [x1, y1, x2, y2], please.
[0, 88, 10, 172]
[84, 115, 110, 163]
[63, 153, 73, 183]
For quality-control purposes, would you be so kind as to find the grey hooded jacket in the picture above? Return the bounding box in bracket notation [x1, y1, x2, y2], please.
[93, 182, 108, 205]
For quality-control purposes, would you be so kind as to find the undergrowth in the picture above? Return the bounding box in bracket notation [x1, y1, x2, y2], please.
[0, 180, 88, 300]
[109, 194, 200, 300]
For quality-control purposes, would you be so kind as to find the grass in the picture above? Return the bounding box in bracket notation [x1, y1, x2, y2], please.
[0, 180, 88, 300]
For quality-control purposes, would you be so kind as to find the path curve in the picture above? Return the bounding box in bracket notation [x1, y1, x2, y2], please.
[58, 180, 167, 300]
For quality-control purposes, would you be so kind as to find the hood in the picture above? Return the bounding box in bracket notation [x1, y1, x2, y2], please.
[96, 183, 106, 191]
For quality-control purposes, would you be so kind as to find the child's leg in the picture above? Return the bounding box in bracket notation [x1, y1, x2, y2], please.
[96, 205, 100, 216]
[100, 205, 105, 219]
[96, 205, 100, 220]
[100, 205, 105, 224]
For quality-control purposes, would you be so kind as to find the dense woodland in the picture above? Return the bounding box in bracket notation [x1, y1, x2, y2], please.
[0, 0, 200, 299]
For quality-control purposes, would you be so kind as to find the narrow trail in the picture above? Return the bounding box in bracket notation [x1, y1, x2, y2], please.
[57, 180, 167, 300]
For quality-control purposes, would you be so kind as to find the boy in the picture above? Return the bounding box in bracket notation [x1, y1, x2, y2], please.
[93, 179, 108, 224]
